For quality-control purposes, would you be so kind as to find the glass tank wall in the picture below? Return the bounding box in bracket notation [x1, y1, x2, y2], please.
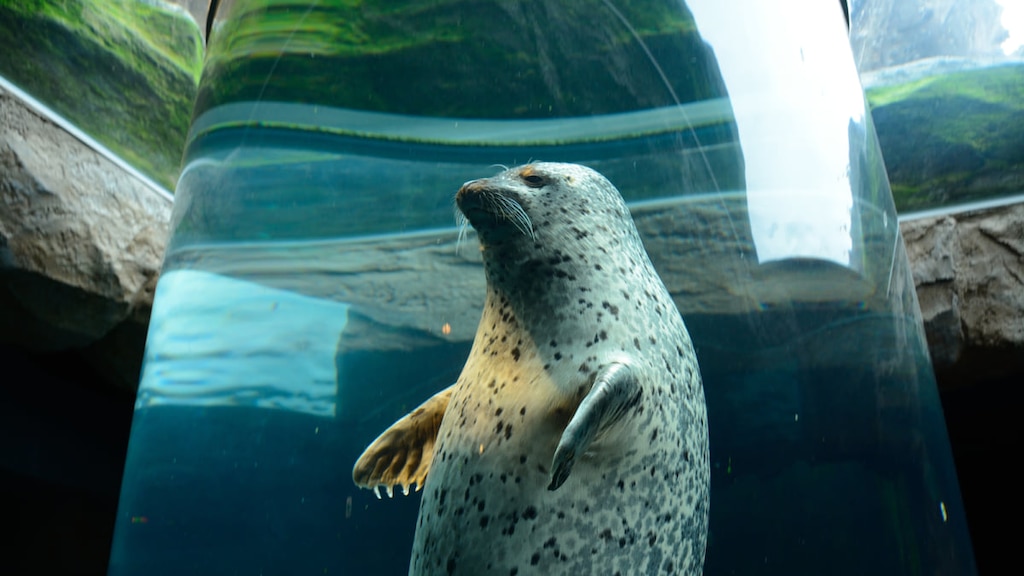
[850, 0, 1024, 213]
[109, 1, 976, 575]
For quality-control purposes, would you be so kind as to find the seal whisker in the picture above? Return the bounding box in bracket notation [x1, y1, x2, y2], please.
[455, 210, 470, 254]
[491, 193, 535, 240]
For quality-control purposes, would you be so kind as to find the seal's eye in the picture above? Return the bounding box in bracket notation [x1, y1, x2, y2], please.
[522, 174, 546, 188]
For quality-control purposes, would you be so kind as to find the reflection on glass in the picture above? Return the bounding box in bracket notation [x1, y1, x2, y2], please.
[109, 1, 975, 576]
[691, 0, 864, 268]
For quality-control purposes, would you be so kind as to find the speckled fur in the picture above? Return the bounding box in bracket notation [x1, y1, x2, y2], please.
[370, 163, 708, 576]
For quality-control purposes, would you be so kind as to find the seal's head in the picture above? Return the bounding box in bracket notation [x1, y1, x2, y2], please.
[456, 162, 634, 251]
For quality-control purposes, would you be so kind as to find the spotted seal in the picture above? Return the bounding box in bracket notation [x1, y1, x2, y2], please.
[353, 162, 709, 576]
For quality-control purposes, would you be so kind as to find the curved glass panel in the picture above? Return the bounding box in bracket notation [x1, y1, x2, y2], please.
[110, 1, 976, 575]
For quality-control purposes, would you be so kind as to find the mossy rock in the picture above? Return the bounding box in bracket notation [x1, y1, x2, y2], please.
[0, 0, 203, 191]
[198, 0, 722, 119]
[867, 63, 1024, 212]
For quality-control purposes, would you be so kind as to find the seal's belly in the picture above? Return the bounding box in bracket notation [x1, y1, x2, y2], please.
[409, 380, 700, 576]
[411, 449, 699, 575]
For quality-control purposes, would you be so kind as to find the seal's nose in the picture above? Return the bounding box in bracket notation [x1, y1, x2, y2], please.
[456, 178, 483, 203]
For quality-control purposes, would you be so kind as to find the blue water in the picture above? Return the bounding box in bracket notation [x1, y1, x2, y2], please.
[107, 121, 974, 575]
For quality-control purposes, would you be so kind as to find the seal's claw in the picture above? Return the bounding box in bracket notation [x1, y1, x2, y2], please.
[548, 448, 575, 491]
[352, 386, 453, 497]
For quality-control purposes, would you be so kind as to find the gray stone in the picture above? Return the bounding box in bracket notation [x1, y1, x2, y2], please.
[850, 0, 1011, 72]
[901, 203, 1024, 378]
[0, 85, 170, 390]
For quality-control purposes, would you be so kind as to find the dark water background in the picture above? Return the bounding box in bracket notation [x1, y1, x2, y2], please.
[109, 300, 968, 576]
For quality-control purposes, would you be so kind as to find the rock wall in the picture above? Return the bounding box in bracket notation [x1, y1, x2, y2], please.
[903, 203, 1024, 383]
[849, 0, 1010, 70]
[0, 86, 170, 390]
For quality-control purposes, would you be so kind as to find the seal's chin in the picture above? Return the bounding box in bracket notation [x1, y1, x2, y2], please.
[459, 209, 520, 245]
[455, 195, 495, 234]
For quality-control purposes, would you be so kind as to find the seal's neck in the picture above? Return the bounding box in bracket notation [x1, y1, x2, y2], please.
[477, 259, 622, 348]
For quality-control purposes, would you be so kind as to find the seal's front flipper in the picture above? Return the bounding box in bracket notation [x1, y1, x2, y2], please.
[549, 362, 641, 491]
[352, 385, 453, 499]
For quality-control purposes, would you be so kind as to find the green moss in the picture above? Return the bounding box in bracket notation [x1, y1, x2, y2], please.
[867, 64, 1024, 109]
[2, 0, 725, 196]
[0, 0, 203, 190]
[867, 63, 1024, 212]
[196, 0, 713, 119]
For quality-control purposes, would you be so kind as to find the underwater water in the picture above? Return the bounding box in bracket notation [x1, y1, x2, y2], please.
[109, 126, 972, 576]
[109, 0, 976, 574]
